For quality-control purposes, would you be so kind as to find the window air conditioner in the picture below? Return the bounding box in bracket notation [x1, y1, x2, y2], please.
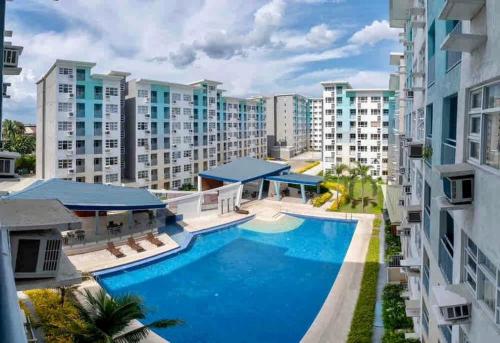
[403, 184, 412, 195]
[440, 304, 471, 322]
[408, 143, 423, 158]
[407, 206, 422, 223]
[443, 175, 474, 205]
[68, 112, 74, 116]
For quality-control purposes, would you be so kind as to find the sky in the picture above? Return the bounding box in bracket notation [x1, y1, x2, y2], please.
[5, 0, 401, 123]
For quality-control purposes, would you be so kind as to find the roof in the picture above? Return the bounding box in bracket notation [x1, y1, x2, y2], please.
[0, 151, 20, 159]
[0, 199, 81, 230]
[199, 157, 291, 183]
[37, 59, 96, 84]
[265, 173, 323, 186]
[384, 185, 402, 225]
[5, 179, 165, 211]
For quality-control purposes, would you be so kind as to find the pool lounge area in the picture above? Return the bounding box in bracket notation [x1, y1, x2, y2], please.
[92, 203, 374, 343]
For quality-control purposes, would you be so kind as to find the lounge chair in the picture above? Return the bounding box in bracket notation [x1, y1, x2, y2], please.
[234, 206, 250, 215]
[127, 237, 145, 253]
[107, 242, 125, 258]
[146, 232, 164, 247]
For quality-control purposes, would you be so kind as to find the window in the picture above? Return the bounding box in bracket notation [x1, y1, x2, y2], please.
[105, 87, 118, 96]
[137, 138, 148, 147]
[58, 67, 73, 75]
[138, 155, 148, 163]
[138, 89, 148, 98]
[172, 93, 181, 101]
[105, 122, 118, 131]
[105, 139, 118, 148]
[105, 104, 118, 114]
[183, 108, 192, 116]
[484, 82, 500, 109]
[58, 159, 72, 169]
[137, 122, 148, 130]
[183, 94, 192, 102]
[58, 140, 72, 150]
[138, 170, 149, 179]
[105, 174, 119, 183]
[184, 164, 191, 172]
[58, 84, 73, 94]
[0, 159, 10, 173]
[76, 69, 85, 81]
[105, 157, 118, 166]
[58, 121, 72, 131]
[58, 102, 72, 112]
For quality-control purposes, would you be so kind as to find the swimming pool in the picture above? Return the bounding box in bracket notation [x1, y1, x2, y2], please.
[99, 214, 356, 343]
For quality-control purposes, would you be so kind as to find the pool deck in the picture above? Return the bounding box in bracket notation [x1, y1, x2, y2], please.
[71, 199, 374, 343]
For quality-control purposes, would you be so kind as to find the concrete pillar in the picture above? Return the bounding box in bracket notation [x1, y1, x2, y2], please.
[300, 184, 306, 203]
[128, 211, 133, 230]
[197, 176, 202, 191]
[95, 211, 99, 235]
[274, 181, 281, 201]
[236, 183, 244, 206]
[197, 193, 203, 217]
[258, 179, 264, 200]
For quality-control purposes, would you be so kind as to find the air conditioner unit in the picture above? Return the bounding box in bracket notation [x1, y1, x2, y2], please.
[105, 166, 111, 170]
[406, 90, 414, 98]
[68, 169, 75, 174]
[105, 130, 111, 135]
[397, 226, 411, 237]
[443, 175, 474, 205]
[399, 167, 406, 174]
[145, 114, 150, 118]
[145, 130, 151, 134]
[105, 148, 111, 153]
[68, 112, 74, 117]
[106, 95, 111, 99]
[68, 74, 73, 79]
[145, 162, 150, 166]
[172, 144, 177, 148]
[67, 131, 74, 136]
[407, 206, 422, 223]
[439, 304, 471, 323]
[399, 198, 405, 207]
[106, 112, 111, 116]
[408, 143, 423, 158]
[173, 159, 177, 163]
[69, 93, 74, 98]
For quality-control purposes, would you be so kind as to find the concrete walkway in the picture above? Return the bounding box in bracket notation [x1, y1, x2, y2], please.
[372, 221, 386, 343]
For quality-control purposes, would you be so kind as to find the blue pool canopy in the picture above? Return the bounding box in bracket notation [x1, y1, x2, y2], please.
[5, 179, 165, 211]
[265, 173, 323, 186]
[199, 157, 291, 183]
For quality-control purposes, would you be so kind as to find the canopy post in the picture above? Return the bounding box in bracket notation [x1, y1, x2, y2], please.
[274, 181, 281, 201]
[258, 179, 264, 200]
[95, 211, 99, 235]
[300, 184, 306, 203]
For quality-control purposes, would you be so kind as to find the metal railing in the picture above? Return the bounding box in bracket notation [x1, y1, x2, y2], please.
[423, 209, 431, 239]
[441, 141, 456, 165]
[428, 55, 436, 86]
[439, 237, 454, 284]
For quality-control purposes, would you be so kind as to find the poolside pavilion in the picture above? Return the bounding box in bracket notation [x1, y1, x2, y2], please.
[198, 157, 323, 204]
[5, 179, 168, 244]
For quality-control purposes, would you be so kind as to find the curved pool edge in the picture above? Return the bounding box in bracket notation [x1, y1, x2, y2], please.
[93, 215, 255, 278]
[300, 213, 375, 343]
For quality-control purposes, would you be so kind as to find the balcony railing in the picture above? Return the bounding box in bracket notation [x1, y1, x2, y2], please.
[94, 164, 102, 172]
[428, 55, 436, 86]
[423, 209, 431, 239]
[439, 237, 454, 284]
[76, 164, 85, 173]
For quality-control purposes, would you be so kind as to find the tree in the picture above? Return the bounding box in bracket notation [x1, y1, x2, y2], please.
[2, 119, 25, 142]
[334, 163, 349, 178]
[180, 183, 196, 191]
[352, 162, 377, 213]
[61, 289, 182, 343]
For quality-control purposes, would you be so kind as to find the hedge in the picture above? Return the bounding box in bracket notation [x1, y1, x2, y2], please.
[296, 161, 320, 174]
[312, 192, 332, 207]
[382, 284, 416, 343]
[385, 224, 402, 262]
[346, 226, 380, 343]
[25, 289, 85, 343]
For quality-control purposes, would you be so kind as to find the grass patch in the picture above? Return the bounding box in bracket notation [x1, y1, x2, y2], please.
[334, 181, 384, 214]
[25, 289, 86, 343]
[347, 226, 380, 343]
[295, 161, 320, 174]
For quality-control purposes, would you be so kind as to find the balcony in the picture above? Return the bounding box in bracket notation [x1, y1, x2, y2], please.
[76, 164, 85, 173]
[94, 146, 102, 154]
[441, 21, 486, 53]
[94, 164, 102, 172]
[439, 0, 485, 20]
[405, 299, 420, 317]
[441, 141, 456, 165]
[389, 0, 412, 28]
[3, 44, 23, 75]
[428, 55, 436, 86]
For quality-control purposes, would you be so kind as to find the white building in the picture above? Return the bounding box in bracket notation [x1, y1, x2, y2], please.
[266, 94, 309, 160]
[36, 60, 126, 185]
[388, 1, 500, 342]
[321, 81, 394, 179]
[308, 98, 323, 152]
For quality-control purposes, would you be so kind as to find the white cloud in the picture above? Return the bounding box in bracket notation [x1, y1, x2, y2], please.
[349, 20, 399, 46]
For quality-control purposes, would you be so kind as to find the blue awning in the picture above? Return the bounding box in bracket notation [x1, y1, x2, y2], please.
[5, 179, 165, 211]
[265, 173, 323, 186]
[199, 157, 290, 183]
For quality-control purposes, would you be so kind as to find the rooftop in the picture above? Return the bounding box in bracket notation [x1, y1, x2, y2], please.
[265, 173, 323, 186]
[199, 157, 291, 183]
[0, 199, 81, 230]
[5, 179, 165, 211]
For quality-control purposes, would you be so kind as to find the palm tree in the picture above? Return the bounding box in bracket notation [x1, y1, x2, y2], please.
[334, 163, 348, 178]
[352, 162, 376, 213]
[64, 289, 182, 343]
[2, 119, 24, 141]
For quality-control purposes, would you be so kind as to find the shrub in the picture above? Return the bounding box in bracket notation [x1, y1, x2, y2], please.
[296, 161, 320, 174]
[312, 192, 332, 207]
[347, 228, 380, 343]
[373, 216, 382, 229]
[382, 330, 420, 343]
[382, 285, 413, 332]
[385, 224, 402, 262]
[25, 289, 86, 343]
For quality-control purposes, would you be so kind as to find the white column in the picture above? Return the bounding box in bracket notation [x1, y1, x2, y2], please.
[128, 211, 133, 230]
[197, 176, 202, 191]
[300, 184, 306, 203]
[274, 181, 281, 200]
[258, 179, 264, 200]
[95, 211, 99, 235]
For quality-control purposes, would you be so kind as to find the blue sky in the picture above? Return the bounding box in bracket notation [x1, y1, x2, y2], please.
[5, 0, 401, 123]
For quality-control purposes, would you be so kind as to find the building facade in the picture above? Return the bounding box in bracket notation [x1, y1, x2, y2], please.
[389, 0, 500, 342]
[321, 81, 394, 180]
[36, 61, 267, 190]
[36, 60, 126, 185]
[308, 98, 323, 152]
[266, 94, 309, 160]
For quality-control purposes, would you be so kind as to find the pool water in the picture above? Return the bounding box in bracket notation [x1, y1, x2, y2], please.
[99, 215, 356, 343]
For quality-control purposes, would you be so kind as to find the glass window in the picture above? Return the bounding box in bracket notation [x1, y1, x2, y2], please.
[471, 90, 482, 110]
[470, 141, 480, 160]
[484, 113, 500, 169]
[484, 83, 500, 109]
[479, 271, 496, 313]
[470, 116, 481, 135]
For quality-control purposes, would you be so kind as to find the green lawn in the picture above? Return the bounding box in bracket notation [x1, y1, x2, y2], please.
[332, 180, 384, 214]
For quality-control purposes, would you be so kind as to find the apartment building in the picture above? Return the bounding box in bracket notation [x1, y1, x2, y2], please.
[36, 60, 267, 190]
[266, 94, 309, 160]
[36, 60, 126, 185]
[389, 0, 500, 342]
[308, 98, 323, 152]
[124, 80, 267, 189]
[321, 81, 394, 180]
